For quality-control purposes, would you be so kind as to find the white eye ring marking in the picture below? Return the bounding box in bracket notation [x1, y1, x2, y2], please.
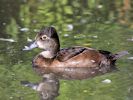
[41, 35, 48, 40]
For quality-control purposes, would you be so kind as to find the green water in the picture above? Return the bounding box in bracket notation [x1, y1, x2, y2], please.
[0, 0, 133, 100]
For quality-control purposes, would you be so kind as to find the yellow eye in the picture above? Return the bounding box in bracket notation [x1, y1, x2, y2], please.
[41, 35, 47, 40]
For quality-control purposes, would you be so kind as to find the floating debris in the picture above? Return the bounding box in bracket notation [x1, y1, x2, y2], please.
[107, 42, 110, 45]
[9, 96, 13, 99]
[64, 34, 69, 37]
[20, 28, 29, 32]
[92, 35, 98, 38]
[81, 19, 87, 24]
[0, 38, 16, 42]
[83, 90, 88, 93]
[67, 24, 73, 31]
[127, 57, 133, 60]
[102, 79, 111, 84]
[97, 5, 103, 9]
[2, 22, 6, 26]
[127, 38, 133, 42]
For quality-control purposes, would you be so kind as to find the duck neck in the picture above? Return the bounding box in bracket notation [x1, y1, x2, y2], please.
[40, 49, 57, 59]
[40, 38, 60, 59]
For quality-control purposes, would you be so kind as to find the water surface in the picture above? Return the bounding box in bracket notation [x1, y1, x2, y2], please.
[0, 0, 133, 100]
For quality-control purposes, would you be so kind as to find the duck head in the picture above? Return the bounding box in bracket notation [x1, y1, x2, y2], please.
[23, 27, 60, 58]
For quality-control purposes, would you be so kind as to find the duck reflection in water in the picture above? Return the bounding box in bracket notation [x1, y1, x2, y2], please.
[21, 73, 59, 100]
[22, 27, 128, 100]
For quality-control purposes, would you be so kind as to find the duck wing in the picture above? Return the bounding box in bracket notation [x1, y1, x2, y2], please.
[56, 47, 87, 62]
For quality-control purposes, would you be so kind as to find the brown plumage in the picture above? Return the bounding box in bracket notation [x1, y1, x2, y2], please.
[24, 27, 128, 80]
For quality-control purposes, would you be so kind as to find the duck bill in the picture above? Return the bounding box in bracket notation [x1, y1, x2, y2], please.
[23, 41, 38, 51]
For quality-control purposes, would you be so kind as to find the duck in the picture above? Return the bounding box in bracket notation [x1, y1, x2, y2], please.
[23, 26, 128, 80]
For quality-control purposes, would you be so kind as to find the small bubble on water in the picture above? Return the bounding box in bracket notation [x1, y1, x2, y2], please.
[67, 24, 73, 31]
[102, 79, 111, 84]
[64, 34, 69, 37]
[83, 90, 88, 93]
[97, 5, 103, 9]
[2, 22, 6, 26]
[9, 96, 13, 99]
[20, 28, 29, 32]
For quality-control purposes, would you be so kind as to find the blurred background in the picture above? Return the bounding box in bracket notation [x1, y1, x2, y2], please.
[0, 0, 133, 100]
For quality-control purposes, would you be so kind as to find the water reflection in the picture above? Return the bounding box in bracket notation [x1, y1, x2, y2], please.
[0, 0, 133, 100]
[0, 0, 22, 38]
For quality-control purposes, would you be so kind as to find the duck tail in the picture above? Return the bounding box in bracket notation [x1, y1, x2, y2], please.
[112, 51, 129, 60]
[98, 50, 129, 60]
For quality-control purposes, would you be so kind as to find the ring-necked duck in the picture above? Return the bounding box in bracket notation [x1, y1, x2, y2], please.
[23, 27, 128, 80]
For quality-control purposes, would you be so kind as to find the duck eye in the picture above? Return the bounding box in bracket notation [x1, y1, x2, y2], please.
[41, 35, 47, 40]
